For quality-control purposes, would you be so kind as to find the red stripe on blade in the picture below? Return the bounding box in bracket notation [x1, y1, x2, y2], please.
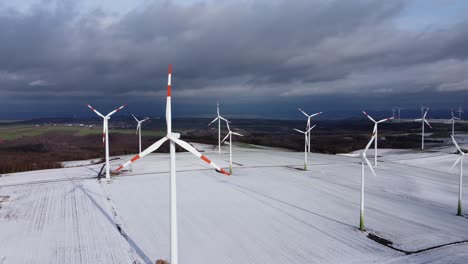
[201, 155, 211, 164]
[220, 169, 230, 176]
[168, 64, 172, 74]
[167, 85, 171, 96]
[116, 166, 124, 172]
[131, 155, 140, 162]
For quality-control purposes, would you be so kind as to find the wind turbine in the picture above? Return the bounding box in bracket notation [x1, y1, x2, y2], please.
[339, 134, 376, 231]
[414, 108, 432, 150]
[392, 107, 396, 119]
[132, 114, 150, 154]
[421, 105, 428, 117]
[115, 65, 229, 264]
[451, 136, 465, 216]
[298, 108, 323, 152]
[209, 102, 228, 155]
[396, 107, 403, 122]
[362, 111, 393, 167]
[457, 106, 464, 120]
[86, 103, 127, 180]
[294, 125, 316, 171]
[449, 110, 460, 141]
[221, 119, 244, 174]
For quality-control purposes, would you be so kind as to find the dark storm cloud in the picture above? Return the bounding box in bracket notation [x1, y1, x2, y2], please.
[0, 0, 468, 118]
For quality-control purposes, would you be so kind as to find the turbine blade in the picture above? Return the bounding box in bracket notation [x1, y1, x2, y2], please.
[423, 109, 429, 119]
[310, 111, 323, 117]
[298, 107, 309, 117]
[132, 114, 139, 122]
[364, 157, 376, 176]
[107, 104, 127, 117]
[166, 64, 172, 132]
[293, 128, 305, 134]
[337, 153, 360, 157]
[232, 132, 243, 136]
[451, 157, 461, 170]
[362, 111, 376, 123]
[217, 102, 220, 116]
[306, 124, 316, 133]
[377, 117, 394, 123]
[424, 119, 432, 128]
[102, 120, 106, 145]
[136, 123, 141, 134]
[451, 136, 464, 153]
[221, 133, 230, 143]
[208, 117, 219, 125]
[171, 137, 230, 176]
[225, 119, 231, 132]
[219, 116, 229, 123]
[115, 137, 169, 171]
[86, 104, 105, 118]
[364, 135, 376, 152]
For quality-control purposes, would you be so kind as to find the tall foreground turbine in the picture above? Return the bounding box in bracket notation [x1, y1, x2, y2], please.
[414, 108, 432, 150]
[451, 136, 465, 216]
[209, 102, 228, 155]
[449, 110, 459, 141]
[87, 103, 127, 179]
[115, 65, 229, 264]
[362, 111, 393, 167]
[298, 108, 322, 152]
[222, 119, 244, 174]
[294, 125, 316, 171]
[132, 114, 149, 153]
[340, 134, 376, 231]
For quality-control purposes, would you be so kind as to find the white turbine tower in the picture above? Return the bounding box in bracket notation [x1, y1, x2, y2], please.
[298, 108, 323, 152]
[414, 108, 432, 150]
[457, 106, 464, 120]
[339, 134, 376, 231]
[87, 103, 127, 180]
[115, 65, 229, 264]
[451, 136, 465, 216]
[449, 110, 459, 141]
[132, 114, 150, 154]
[396, 107, 402, 122]
[392, 107, 396, 119]
[294, 125, 316, 171]
[362, 111, 393, 167]
[221, 119, 244, 174]
[209, 102, 228, 155]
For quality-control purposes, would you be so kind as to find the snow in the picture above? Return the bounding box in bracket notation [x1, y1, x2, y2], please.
[1, 143, 468, 263]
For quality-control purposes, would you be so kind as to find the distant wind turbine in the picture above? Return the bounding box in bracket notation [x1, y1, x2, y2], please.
[451, 136, 465, 216]
[87, 103, 127, 180]
[396, 107, 403, 122]
[457, 106, 464, 120]
[222, 119, 244, 174]
[209, 102, 228, 155]
[449, 110, 460, 142]
[294, 125, 316, 171]
[115, 65, 229, 264]
[414, 108, 432, 150]
[298, 108, 322, 152]
[362, 111, 393, 167]
[132, 114, 149, 154]
[339, 134, 376, 231]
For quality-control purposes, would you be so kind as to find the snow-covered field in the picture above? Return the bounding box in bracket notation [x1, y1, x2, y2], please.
[1, 142, 467, 263]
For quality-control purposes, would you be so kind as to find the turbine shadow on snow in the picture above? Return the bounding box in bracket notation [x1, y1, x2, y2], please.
[70, 184, 153, 264]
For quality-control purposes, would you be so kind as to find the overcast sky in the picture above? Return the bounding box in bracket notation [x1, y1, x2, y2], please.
[0, 0, 467, 119]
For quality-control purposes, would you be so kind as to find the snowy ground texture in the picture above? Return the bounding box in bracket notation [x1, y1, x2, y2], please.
[1, 140, 468, 264]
